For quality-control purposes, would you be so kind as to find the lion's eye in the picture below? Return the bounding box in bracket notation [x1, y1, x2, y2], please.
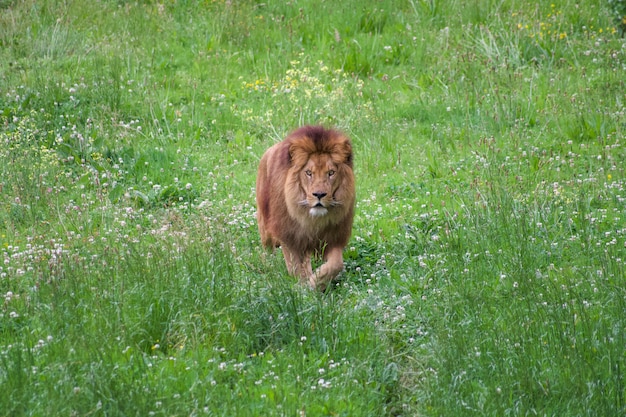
[305, 170, 312, 177]
[328, 170, 335, 177]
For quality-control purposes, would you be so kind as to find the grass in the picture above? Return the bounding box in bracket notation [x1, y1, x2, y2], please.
[1, 0, 625, 415]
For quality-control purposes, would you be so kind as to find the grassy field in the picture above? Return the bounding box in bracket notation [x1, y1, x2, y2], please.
[1, 0, 625, 415]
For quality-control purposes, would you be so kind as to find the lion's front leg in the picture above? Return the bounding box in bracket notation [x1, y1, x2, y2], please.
[281, 246, 313, 286]
[312, 246, 344, 290]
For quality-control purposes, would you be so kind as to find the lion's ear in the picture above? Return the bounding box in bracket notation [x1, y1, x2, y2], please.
[337, 136, 353, 167]
[288, 136, 316, 168]
[344, 143, 353, 166]
[287, 142, 299, 165]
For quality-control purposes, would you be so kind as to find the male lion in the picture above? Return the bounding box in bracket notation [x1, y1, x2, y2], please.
[256, 126, 355, 290]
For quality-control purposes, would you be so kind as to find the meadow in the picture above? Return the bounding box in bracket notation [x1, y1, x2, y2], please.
[1, 0, 625, 415]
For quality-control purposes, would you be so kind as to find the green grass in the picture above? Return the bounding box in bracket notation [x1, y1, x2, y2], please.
[1, 0, 625, 415]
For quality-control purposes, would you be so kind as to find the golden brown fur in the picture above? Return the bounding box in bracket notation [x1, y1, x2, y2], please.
[256, 126, 355, 290]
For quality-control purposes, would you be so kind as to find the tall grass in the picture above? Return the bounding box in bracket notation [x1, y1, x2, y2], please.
[422, 181, 625, 414]
[1, 0, 625, 415]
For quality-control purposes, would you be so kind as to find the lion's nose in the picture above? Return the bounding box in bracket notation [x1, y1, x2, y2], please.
[312, 192, 327, 200]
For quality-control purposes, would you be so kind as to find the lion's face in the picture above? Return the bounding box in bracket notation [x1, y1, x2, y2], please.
[299, 153, 340, 217]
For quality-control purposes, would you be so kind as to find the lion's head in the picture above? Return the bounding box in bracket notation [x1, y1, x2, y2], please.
[285, 128, 354, 224]
[256, 126, 355, 289]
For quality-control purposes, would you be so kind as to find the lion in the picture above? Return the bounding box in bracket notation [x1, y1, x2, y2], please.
[256, 126, 355, 290]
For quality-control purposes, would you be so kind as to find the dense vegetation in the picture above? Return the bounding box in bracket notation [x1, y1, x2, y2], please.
[1, 0, 625, 415]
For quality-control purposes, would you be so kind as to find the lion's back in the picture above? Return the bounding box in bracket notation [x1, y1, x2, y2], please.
[256, 141, 291, 248]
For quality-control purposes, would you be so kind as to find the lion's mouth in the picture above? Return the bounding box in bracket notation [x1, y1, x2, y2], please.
[309, 206, 328, 217]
